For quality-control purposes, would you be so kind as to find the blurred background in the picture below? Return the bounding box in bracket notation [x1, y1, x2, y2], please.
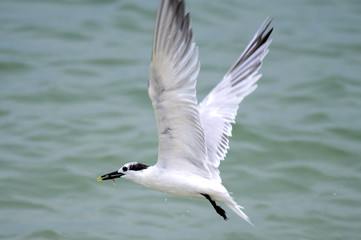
[1, 0, 360, 239]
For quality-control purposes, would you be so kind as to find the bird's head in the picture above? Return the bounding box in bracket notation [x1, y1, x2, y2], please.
[97, 162, 149, 183]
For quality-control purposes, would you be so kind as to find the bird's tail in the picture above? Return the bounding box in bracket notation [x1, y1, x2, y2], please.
[225, 199, 254, 226]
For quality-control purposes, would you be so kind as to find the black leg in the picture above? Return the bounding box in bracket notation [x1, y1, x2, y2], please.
[201, 193, 228, 221]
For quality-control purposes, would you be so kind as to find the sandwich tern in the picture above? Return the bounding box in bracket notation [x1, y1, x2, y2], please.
[98, 0, 273, 224]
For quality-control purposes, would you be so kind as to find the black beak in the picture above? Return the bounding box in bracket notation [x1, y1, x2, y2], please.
[97, 170, 124, 182]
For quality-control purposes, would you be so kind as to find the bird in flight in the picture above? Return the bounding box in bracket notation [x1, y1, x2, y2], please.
[98, 0, 273, 224]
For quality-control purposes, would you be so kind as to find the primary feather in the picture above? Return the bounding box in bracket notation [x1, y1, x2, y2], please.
[199, 20, 273, 172]
[148, 0, 214, 179]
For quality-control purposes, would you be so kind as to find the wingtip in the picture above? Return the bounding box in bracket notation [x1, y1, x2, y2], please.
[246, 217, 255, 227]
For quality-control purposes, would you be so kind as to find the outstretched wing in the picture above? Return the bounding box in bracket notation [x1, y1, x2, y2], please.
[149, 0, 216, 179]
[199, 20, 273, 168]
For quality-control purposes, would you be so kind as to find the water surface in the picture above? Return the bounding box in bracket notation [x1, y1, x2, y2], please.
[1, 0, 361, 239]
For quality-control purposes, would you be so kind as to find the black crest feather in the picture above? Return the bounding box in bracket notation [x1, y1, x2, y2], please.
[129, 163, 149, 171]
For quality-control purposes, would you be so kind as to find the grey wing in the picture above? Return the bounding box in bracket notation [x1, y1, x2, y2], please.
[199, 19, 273, 168]
[149, 0, 216, 179]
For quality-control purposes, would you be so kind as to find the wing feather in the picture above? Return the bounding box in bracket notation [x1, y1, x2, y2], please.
[199, 19, 273, 168]
[149, 0, 215, 179]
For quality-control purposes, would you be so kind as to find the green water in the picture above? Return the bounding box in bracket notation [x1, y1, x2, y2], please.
[1, 0, 361, 239]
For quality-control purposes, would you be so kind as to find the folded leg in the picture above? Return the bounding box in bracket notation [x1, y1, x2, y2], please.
[201, 193, 228, 221]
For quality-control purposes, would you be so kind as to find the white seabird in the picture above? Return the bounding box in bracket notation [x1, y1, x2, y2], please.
[98, 0, 273, 224]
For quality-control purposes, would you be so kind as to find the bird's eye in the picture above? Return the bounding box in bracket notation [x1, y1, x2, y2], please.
[122, 166, 128, 172]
